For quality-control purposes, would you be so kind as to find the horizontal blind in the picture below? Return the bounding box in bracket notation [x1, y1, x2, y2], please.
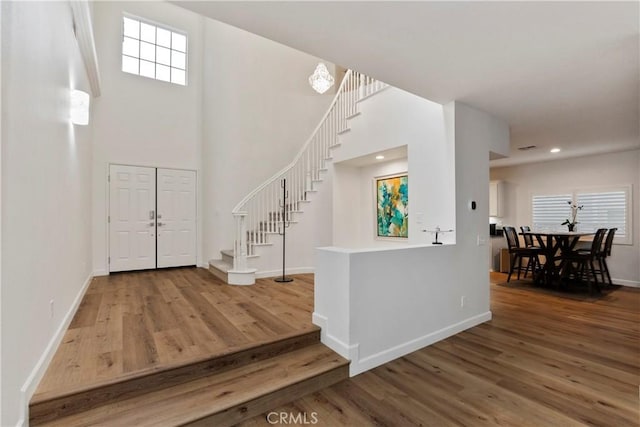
[532, 194, 572, 231]
[577, 191, 627, 238]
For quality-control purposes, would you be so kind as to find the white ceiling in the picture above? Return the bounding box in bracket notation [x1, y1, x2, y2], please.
[175, 1, 639, 167]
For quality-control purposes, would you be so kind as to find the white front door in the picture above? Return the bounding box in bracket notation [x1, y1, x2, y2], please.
[157, 168, 197, 268]
[109, 165, 157, 272]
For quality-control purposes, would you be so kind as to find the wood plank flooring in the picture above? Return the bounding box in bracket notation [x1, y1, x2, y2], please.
[33, 268, 316, 398]
[240, 272, 640, 427]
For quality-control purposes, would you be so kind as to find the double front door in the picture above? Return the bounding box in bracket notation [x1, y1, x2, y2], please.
[109, 165, 196, 272]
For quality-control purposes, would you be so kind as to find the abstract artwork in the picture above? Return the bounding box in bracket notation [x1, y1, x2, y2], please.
[376, 173, 408, 238]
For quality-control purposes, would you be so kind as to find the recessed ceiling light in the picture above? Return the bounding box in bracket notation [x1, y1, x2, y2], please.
[375, 155, 385, 160]
[550, 147, 561, 153]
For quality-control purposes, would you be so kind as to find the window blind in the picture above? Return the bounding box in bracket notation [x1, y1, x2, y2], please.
[577, 190, 627, 239]
[531, 194, 572, 231]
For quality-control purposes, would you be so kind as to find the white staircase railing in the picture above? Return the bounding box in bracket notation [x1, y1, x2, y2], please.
[231, 70, 388, 272]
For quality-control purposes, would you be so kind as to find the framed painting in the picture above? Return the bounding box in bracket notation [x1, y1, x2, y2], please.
[375, 173, 408, 239]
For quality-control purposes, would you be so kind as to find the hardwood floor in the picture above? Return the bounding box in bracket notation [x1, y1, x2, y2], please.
[33, 268, 316, 399]
[33, 269, 639, 426]
[240, 272, 640, 427]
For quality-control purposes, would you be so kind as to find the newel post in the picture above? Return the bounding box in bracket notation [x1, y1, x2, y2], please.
[233, 211, 248, 271]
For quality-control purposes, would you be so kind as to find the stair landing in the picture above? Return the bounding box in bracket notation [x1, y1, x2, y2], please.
[30, 268, 345, 426]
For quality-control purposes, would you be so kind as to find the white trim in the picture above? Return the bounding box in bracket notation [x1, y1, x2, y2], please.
[255, 267, 315, 279]
[70, 1, 101, 97]
[18, 273, 93, 426]
[613, 278, 640, 288]
[349, 311, 492, 376]
[312, 313, 356, 361]
[227, 269, 257, 286]
[93, 269, 108, 277]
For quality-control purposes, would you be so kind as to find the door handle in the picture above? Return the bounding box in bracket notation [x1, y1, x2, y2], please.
[158, 222, 164, 227]
[149, 210, 155, 220]
[149, 222, 155, 227]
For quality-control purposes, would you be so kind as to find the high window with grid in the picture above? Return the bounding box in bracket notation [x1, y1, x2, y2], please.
[121, 16, 187, 86]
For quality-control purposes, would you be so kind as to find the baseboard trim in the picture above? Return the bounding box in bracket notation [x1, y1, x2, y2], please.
[92, 269, 108, 277]
[255, 267, 315, 279]
[349, 311, 492, 376]
[312, 312, 356, 361]
[613, 278, 640, 288]
[19, 272, 94, 426]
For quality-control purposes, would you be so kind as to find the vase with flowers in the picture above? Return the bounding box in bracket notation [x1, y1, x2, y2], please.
[561, 201, 583, 232]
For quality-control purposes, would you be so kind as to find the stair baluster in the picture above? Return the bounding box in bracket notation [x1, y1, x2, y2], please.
[227, 70, 388, 284]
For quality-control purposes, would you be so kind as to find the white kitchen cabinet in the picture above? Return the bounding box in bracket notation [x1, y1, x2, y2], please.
[489, 180, 504, 217]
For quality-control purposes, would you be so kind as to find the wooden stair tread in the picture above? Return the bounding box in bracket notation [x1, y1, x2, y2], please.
[37, 343, 348, 427]
[30, 328, 321, 424]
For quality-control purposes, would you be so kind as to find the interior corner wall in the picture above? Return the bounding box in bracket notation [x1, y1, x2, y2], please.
[314, 100, 508, 375]
[201, 18, 335, 264]
[331, 87, 455, 248]
[449, 101, 509, 313]
[91, 2, 204, 274]
[1, 2, 93, 425]
[490, 149, 640, 285]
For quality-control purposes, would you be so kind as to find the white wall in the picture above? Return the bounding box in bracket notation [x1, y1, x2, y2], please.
[314, 99, 509, 375]
[1, 2, 93, 425]
[91, 1, 204, 274]
[315, 244, 492, 376]
[331, 87, 456, 248]
[201, 18, 335, 264]
[491, 149, 640, 286]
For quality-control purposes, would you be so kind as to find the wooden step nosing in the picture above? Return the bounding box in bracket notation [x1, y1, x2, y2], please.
[29, 328, 321, 423]
[185, 361, 349, 427]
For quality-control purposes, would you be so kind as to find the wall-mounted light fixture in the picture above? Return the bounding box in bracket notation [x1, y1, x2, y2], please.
[550, 147, 561, 153]
[308, 63, 334, 94]
[70, 89, 90, 125]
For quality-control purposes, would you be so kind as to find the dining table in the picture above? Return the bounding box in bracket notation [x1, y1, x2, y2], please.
[520, 230, 595, 286]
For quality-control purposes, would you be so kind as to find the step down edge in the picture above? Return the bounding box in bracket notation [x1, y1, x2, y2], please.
[29, 328, 322, 425]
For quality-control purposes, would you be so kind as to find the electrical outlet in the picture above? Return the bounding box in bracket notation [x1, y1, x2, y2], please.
[50, 299, 55, 319]
[477, 234, 486, 246]
[461, 296, 466, 308]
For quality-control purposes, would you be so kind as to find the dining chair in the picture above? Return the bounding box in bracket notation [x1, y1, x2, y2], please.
[519, 226, 538, 248]
[598, 228, 617, 286]
[504, 226, 541, 282]
[564, 228, 607, 294]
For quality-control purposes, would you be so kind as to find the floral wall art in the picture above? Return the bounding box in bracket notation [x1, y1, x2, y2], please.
[375, 173, 408, 238]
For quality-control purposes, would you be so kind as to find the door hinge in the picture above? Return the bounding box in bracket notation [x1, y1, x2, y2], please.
[108, 215, 110, 223]
[108, 257, 110, 264]
[108, 175, 110, 182]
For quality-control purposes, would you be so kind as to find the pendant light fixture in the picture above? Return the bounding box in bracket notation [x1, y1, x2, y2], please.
[308, 63, 334, 94]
